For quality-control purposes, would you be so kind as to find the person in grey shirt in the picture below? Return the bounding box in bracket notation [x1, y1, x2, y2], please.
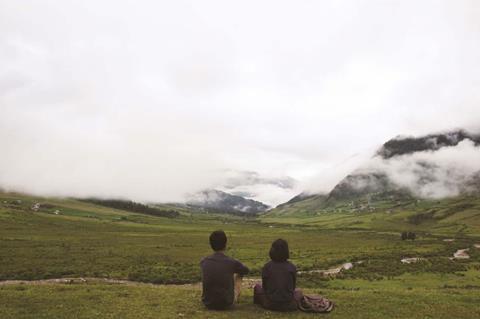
[200, 230, 249, 310]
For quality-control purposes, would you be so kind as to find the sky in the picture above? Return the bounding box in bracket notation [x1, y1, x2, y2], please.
[1, 0, 480, 206]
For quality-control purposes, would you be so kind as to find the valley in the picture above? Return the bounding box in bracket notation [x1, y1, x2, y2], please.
[1, 191, 480, 318]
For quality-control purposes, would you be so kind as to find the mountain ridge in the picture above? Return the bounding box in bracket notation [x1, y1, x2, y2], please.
[269, 129, 480, 217]
[185, 189, 270, 215]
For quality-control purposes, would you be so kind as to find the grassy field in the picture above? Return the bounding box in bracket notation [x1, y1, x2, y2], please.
[1, 191, 480, 318]
[2, 273, 480, 319]
[263, 195, 480, 235]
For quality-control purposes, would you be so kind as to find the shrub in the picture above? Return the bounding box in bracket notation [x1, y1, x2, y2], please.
[81, 198, 180, 218]
[401, 232, 416, 240]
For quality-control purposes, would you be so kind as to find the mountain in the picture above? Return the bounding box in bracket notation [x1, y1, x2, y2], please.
[330, 130, 480, 201]
[376, 130, 480, 159]
[328, 172, 395, 201]
[218, 170, 299, 207]
[267, 129, 480, 217]
[185, 189, 270, 215]
[272, 192, 328, 217]
[279, 192, 318, 206]
[222, 170, 296, 190]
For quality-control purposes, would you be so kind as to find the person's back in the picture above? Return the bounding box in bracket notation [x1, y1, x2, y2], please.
[254, 239, 302, 312]
[200, 230, 249, 310]
[262, 259, 297, 307]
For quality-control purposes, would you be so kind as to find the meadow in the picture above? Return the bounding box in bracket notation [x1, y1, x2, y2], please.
[1, 192, 480, 318]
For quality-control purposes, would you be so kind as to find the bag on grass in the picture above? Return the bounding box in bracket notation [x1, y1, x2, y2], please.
[298, 294, 334, 313]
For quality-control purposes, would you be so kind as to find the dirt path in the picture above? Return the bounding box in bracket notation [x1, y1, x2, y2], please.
[452, 248, 470, 259]
[3, 245, 475, 287]
[298, 262, 358, 276]
[0, 277, 262, 289]
[0, 277, 198, 287]
[0, 263, 361, 286]
[401, 257, 425, 264]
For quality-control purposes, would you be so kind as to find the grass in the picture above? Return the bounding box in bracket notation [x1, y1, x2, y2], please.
[1, 275, 480, 319]
[262, 196, 480, 235]
[1, 191, 480, 318]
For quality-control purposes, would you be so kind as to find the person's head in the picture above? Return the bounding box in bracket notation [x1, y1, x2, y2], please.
[269, 239, 290, 262]
[209, 230, 227, 252]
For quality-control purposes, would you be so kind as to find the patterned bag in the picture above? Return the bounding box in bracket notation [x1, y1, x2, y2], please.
[298, 294, 334, 313]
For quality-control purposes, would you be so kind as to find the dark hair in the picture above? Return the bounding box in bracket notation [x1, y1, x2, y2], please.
[209, 230, 227, 251]
[269, 239, 289, 262]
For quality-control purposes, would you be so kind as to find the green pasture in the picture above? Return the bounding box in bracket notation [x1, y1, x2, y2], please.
[1, 192, 480, 318]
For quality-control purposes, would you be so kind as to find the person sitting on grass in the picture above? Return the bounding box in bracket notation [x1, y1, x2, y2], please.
[253, 238, 303, 312]
[200, 230, 250, 310]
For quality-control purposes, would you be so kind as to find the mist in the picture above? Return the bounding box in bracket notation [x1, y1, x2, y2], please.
[1, 1, 480, 205]
[375, 139, 480, 199]
[316, 138, 480, 200]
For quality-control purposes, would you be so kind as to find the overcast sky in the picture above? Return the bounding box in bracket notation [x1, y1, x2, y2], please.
[1, 1, 480, 205]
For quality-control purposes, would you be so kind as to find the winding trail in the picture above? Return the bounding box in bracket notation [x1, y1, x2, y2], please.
[401, 257, 424, 264]
[0, 277, 262, 289]
[452, 248, 470, 259]
[3, 245, 478, 287]
[0, 277, 199, 287]
[298, 261, 360, 276]
[0, 262, 364, 287]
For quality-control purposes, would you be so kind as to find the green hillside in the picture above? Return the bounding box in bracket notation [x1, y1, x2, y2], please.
[264, 194, 480, 235]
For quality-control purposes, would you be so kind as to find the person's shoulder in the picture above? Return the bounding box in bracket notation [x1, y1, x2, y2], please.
[212, 252, 237, 264]
[224, 254, 242, 264]
[286, 261, 297, 272]
[262, 260, 274, 269]
[261, 260, 273, 274]
[200, 253, 215, 264]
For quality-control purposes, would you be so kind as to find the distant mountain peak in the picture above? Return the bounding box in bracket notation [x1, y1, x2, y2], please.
[283, 192, 322, 205]
[376, 129, 480, 159]
[186, 189, 269, 215]
[328, 171, 398, 201]
[222, 170, 297, 190]
[271, 129, 480, 216]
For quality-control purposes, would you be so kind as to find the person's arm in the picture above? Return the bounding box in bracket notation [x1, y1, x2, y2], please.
[233, 259, 249, 276]
[199, 258, 204, 277]
[261, 266, 268, 290]
[291, 264, 297, 288]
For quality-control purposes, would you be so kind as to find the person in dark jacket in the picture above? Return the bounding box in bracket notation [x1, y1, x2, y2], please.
[200, 230, 250, 310]
[253, 239, 303, 311]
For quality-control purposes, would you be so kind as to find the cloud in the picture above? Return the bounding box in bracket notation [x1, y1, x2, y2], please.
[373, 139, 480, 198]
[327, 139, 480, 200]
[216, 170, 299, 206]
[1, 1, 480, 203]
[220, 182, 300, 208]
